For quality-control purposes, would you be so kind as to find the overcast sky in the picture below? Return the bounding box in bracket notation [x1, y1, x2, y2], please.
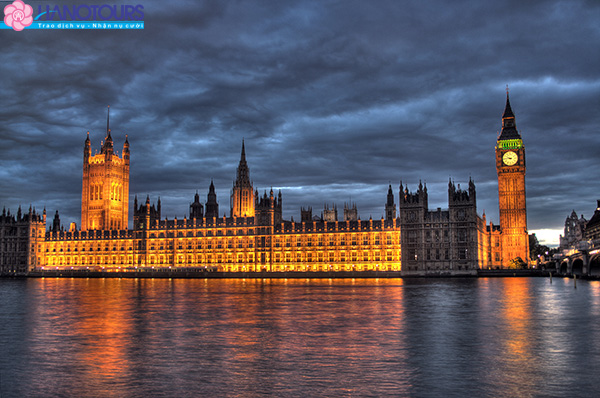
[1, 0, 599, 246]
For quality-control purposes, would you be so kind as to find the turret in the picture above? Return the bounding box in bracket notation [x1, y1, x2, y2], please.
[468, 177, 476, 203]
[206, 180, 219, 218]
[84, 131, 91, 162]
[123, 134, 130, 163]
[190, 190, 204, 219]
[101, 106, 114, 156]
[385, 184, 396, 221]
[52, 210, 61, 232]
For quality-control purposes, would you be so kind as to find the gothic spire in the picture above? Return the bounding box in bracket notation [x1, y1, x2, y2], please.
[387, 184, 394, 206]
[101, 106, 114, 154]
[106, 105, 111, 139]
[235, 140, 251, 187]
[498, 89, 521, 140]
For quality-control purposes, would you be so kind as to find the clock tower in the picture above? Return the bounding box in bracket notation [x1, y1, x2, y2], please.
[496, 92, 529, 267]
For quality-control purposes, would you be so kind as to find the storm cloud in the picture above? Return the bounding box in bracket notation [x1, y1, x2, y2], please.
[1, 0, 599, 245]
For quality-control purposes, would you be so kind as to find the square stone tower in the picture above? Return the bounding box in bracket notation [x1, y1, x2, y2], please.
[81, 107, 130, 231]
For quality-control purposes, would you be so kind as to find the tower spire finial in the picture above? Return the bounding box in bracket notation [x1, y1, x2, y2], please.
[107, 105, 110, 136]
[502, 89, 515, 120]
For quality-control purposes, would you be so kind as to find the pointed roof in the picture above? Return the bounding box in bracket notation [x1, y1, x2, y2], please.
[502, 92, 515, 119]
[106, 105, 111, 136]
[234, 140, 251, 187]
[586, 201, 600, 230]
[498, 92, 522, 141]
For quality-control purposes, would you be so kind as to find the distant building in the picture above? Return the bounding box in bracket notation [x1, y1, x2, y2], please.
[559, 210, 587, 251]
[323, 204, 337, 222]
[343, 203, 358, 222]
[555, 200, 600, 276]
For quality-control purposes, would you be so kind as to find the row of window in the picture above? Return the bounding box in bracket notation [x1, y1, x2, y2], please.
[44, 233, 400, 253]
[406, 248, 469, 261]
[45, 250, 399, 266]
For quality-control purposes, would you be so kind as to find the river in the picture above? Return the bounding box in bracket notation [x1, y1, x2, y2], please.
[0, 277, 599, 397]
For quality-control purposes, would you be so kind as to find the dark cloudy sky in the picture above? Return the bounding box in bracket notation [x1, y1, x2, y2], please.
[1, 0, 599, 246]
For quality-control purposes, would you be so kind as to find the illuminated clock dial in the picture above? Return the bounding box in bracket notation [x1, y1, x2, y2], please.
[502, 151, 518, 166]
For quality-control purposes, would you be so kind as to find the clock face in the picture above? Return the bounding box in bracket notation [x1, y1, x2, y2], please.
[502, 151, 518, 166]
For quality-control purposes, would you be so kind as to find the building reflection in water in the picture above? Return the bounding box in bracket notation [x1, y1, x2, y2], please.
[4, 277, 600, 397]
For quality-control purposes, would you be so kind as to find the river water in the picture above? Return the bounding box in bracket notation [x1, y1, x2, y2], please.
[0, 277, 599, 397]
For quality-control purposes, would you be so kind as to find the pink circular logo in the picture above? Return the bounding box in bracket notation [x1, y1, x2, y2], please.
[4, 0, 33, 31]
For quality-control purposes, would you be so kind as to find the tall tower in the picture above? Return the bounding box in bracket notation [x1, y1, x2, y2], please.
[495, 92, 529, 266]
[230, 140, 255, 217]
[81, 106, 130, 231]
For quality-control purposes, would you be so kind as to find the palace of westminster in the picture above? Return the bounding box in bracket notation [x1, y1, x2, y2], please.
[0, 96, 531, 275]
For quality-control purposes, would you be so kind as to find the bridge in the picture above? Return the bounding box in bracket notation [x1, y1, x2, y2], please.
[557, 240, 600, 277]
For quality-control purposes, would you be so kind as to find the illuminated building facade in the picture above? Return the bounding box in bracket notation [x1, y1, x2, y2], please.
[38, 141, 402, 273]
[0, 96, 531, 275]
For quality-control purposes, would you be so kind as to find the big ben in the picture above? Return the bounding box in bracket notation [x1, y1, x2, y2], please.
[496, 92, 529, 267]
